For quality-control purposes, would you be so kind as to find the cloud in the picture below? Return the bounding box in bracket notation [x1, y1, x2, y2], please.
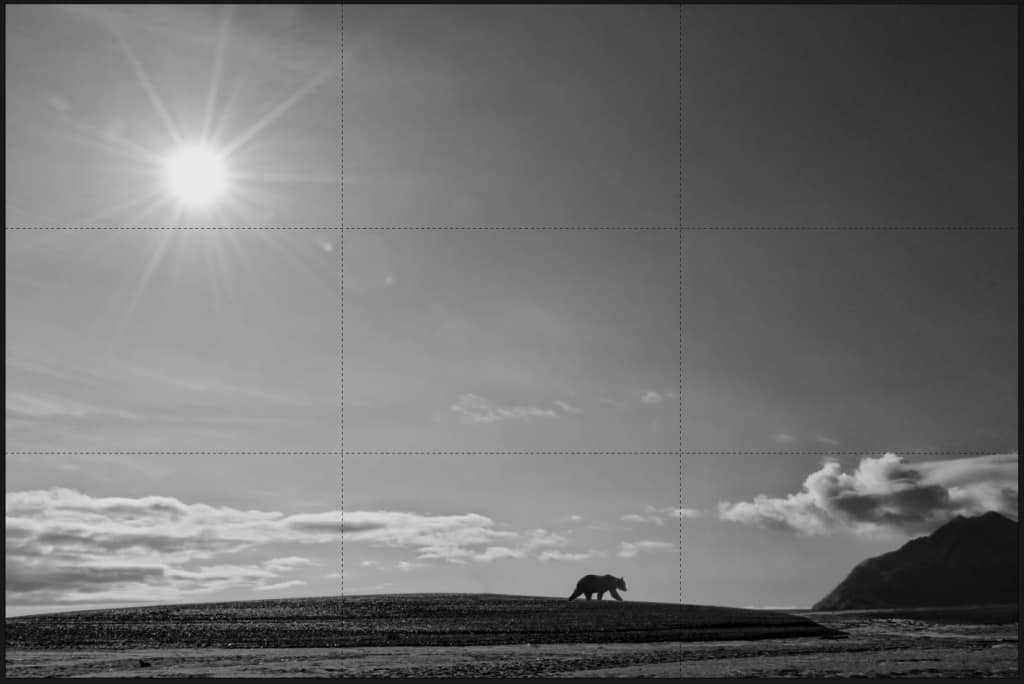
[396, 561, 429, 572]
[538, 549, 606, 562]
[617, 540, 675, 558]
[263, 557, 319, 574]
[554, 400, 583, 415]
[774, 433, 794, 443]
[5, 489, 596, 609]
[816, 435, 841, 446]
[253, 580, 306, 592]
[342, 510, 516, 562]
[717, 453, 1018, 537]
[5, 488, 339, 608]
[640, 391, 678, 405]
[622, 505, 702, 526]
[6, 392, 143, 422]
[622, 513, 660, 525]
[565, 514, 585, 522]
[599, 398, 626, 409]
[450, 393, 558, 424]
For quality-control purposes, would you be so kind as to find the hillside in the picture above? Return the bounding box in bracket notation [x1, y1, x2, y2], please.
[6, 593, 839, 649]
[813, 511, 1019, 611]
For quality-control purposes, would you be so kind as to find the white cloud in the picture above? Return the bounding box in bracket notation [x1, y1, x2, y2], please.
[253, 580, 306, 592]
[640, 391, 663, 404]
[450, 393, 558, 424]
[4, 489, 599, 609]
[554, 400, 583, 415]
[396, 561, 429, 572]
[718, 452, 1019, 537]
[816, 435, 841, 446]
[566, 514, 585, 522]
[263, 557, 319, 574]
[538, 549, 606, 562]
[617, 540, 675, 558]
[5, 488, 337, 608]
[622, 513, 661, 525]
[622, 505, 702, 526]
[774, 433, 794, 443]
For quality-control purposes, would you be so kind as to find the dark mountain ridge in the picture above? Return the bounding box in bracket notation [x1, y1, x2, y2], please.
[813, 511, 1019, 610]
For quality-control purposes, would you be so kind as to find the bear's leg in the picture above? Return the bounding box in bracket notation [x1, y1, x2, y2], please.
[597, 591, 605, 600]
[584, 592, 593, 600]
[610, 589, 622, 601]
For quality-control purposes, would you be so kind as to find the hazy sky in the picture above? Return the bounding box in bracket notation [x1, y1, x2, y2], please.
[344, 5, 679, 228]
[5, 5, 1019, 617]
[684, 5, 1017, 228]
[343, 229, 681, 452]
[6, 229, 342, 451]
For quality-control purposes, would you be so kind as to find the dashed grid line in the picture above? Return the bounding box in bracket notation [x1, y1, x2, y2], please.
[5, 225, 1017, 230]
[344, 3, 348, 602]
[6, 451, 1009, 456]
[678, 6, 684, 673]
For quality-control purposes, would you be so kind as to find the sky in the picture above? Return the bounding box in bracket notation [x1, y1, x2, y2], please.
[684, 4, 1017, 228]
[343, 5, 680, 228]
[5, 5, 1019, 617]
[5, 4, 339, 227]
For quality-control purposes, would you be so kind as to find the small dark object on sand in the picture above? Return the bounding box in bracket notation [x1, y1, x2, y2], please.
[139, 659, 152, 668]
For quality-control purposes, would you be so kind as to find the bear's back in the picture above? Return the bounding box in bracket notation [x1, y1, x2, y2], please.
[576, 574, 618, 589]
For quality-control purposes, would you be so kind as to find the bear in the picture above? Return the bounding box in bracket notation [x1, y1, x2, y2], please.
[568, 574, 627, 601]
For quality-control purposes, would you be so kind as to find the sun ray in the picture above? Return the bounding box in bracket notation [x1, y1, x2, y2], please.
[221, 65, 338, 157]
[209, 73, 252, 146]
[106, 231, 178, 355]
[201, 6, 234, 143]
[53, 117, 163, 166]
[77, 187, 167, 227]
[232, 171, 340, 185]
[110, 24, 183, 146]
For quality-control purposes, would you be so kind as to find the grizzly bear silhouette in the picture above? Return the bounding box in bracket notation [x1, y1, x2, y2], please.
[568, 574, 627, 601]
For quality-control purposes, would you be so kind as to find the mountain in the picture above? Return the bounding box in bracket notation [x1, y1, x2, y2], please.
[813, 511, 1019, 610]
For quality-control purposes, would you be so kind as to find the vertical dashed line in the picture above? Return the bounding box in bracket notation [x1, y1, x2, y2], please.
[339, 1, 345, 603]
[677, 3, 684, 675]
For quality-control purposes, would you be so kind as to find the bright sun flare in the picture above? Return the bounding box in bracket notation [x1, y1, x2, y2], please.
[163, 144, 229, 208]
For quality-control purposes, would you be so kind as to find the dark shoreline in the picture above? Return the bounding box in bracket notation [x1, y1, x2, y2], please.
[6, 594, 839, 650]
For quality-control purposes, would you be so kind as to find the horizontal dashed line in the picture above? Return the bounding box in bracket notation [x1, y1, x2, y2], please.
[6, 450, 1009, 456]
[4, 226, 1017, 231]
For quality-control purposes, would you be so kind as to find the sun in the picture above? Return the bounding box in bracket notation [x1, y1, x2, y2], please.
[162, 144, 230, 208]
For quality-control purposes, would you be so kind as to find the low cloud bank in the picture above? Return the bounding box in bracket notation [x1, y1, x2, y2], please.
[717, 453, 1018, 536]
[6, 488, 621, 608]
